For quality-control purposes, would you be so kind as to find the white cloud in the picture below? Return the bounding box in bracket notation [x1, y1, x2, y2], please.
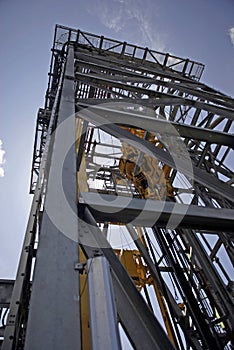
[229, 27, 234, 46]
[0, 139, 6, 177]
[88, 0, 166, 52]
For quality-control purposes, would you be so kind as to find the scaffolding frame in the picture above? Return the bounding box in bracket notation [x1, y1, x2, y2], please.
[1, 25, 234, 350]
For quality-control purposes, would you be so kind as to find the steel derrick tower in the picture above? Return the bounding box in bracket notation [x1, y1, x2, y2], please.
[1, 24, 234, 349]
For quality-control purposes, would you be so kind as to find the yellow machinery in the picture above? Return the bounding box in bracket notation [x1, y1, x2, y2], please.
[119, 127, 174, 199]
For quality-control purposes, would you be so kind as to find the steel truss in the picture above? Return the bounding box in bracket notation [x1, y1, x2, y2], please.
[1, 25, 234, 350]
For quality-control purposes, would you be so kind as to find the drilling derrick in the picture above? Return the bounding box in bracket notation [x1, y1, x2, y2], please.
[1, 24, 234, 350]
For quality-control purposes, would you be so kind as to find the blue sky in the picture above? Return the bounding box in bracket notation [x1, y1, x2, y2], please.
[0, 0, 234, 278]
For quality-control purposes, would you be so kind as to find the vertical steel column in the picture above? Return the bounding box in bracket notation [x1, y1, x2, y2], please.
[80, 208, 176, 350]
[87, 256, 121, 350]
[24, 44, 81, 350]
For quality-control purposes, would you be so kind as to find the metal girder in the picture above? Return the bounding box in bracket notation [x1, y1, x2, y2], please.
[74, 48, 203, 79]
[24, 45, 81, 350]
[75, 72, 234, 120]
[73, 51, 229, 106]
[77, 103, 234, 148]
[79, 192, 234, 232]
[76, 119, 88, 171]
[79, 207, 176, 350]
[182, 229, 234, 327]
[69, 26, 204, 79]
[77, 108, 234, 203]
[75, 47, 234, 106]
[2, 169, 43, 350]
[30, 108, 50, 193]
[75, 60, 233, 109]
[74, 51, 203, 96]
[87, 256, 121, 350]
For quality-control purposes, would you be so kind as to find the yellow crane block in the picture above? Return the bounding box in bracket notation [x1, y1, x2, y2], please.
[119, 127, 174, 199]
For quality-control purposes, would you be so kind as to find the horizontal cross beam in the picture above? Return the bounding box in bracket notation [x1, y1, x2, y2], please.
[79, 192, 234, 233]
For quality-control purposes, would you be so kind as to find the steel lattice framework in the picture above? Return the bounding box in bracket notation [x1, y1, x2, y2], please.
[1, 24, 234, 350]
